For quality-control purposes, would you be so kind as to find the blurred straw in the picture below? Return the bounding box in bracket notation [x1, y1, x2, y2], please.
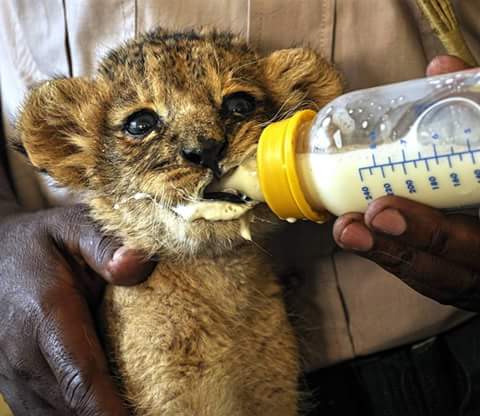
[416, 0, 477, 66]
[0, 395, 12, 416]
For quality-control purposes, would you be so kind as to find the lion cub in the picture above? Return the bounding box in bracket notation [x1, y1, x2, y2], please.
[16, 28, 341, 415]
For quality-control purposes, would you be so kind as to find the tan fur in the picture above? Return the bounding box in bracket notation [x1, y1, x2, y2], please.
[103, 246, 298, 416]
[15, 28, 342, 415]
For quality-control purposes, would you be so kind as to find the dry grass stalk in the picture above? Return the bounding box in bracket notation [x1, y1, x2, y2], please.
[416, 0, 477, 66]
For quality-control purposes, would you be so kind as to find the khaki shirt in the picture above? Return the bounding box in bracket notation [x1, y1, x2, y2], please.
[1, 0, 479, 371]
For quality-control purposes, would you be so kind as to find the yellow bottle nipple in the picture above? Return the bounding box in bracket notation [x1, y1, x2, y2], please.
[257, 110, 330, 223]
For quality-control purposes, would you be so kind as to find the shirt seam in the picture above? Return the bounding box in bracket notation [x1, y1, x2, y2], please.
[332, 252, 357, 358]
[61, 0, 73, 77]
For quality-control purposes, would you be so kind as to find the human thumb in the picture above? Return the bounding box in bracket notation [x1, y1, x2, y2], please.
[46, 205, 155, 285]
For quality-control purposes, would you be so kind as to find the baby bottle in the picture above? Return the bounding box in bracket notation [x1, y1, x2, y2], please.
[221, 68, 480, 222]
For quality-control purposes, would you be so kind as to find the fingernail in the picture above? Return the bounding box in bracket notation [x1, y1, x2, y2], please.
[371, 208, 406, 236]
[339, 222, 373, 251]
[111, 246, 130, 263]
[110, 247, 147, 267]
[107, 247, 153, 285]
[108, 247, 142, 273]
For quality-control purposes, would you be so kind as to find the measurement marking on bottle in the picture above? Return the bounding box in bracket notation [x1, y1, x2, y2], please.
[358, 143, 480, 181]
[388, 156, 395, 172]
[450, 172, 461, 187]
[468, 140, 476, 164]
[401, 149, 408, 174]
[424, 157, 430, 172]
[475, 169, 480, 183]
[448, 147, 455, 168]
[433, 144, 439, 164]
[406, 179, 416, 193]
[429, 176, 440, 190]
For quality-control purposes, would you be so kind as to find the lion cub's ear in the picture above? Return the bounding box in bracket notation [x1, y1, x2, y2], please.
[263, 48, 343, 111]
[17, 78, 109, 189]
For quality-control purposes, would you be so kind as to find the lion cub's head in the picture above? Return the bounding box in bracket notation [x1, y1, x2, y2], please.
[17, 28, 342, 258]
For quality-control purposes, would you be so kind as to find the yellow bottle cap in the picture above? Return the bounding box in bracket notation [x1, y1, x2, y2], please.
[257, 110, 330, 223]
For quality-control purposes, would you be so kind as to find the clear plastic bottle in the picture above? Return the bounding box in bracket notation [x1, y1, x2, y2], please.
[218, 68, 480, 222]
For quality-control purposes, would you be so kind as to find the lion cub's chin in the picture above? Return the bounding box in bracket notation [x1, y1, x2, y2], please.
[164, 202, 276, 257]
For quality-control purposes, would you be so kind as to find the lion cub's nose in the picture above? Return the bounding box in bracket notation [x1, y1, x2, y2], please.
[181, 138, 226, 177]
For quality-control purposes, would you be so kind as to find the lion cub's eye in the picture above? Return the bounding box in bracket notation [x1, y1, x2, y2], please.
[124, 110, 159, 137]
[222, 92, 256, 117]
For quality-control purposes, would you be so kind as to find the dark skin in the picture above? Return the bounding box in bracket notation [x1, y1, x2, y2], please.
[334, 55, 480, 311]
[0, 55, 478, 413]
[0, 157, 154, 412]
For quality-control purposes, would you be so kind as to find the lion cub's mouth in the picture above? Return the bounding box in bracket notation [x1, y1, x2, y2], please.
[171, 199, 256, 222]
[171, 151, 263, 223]
[202, 190, 251, 204]
[170, 158, 264, 240]
[171, 184, 256, 222]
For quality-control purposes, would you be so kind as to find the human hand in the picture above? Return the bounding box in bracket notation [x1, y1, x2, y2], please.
[0, 204, 155, 415]
[333, 55, 480, 311]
